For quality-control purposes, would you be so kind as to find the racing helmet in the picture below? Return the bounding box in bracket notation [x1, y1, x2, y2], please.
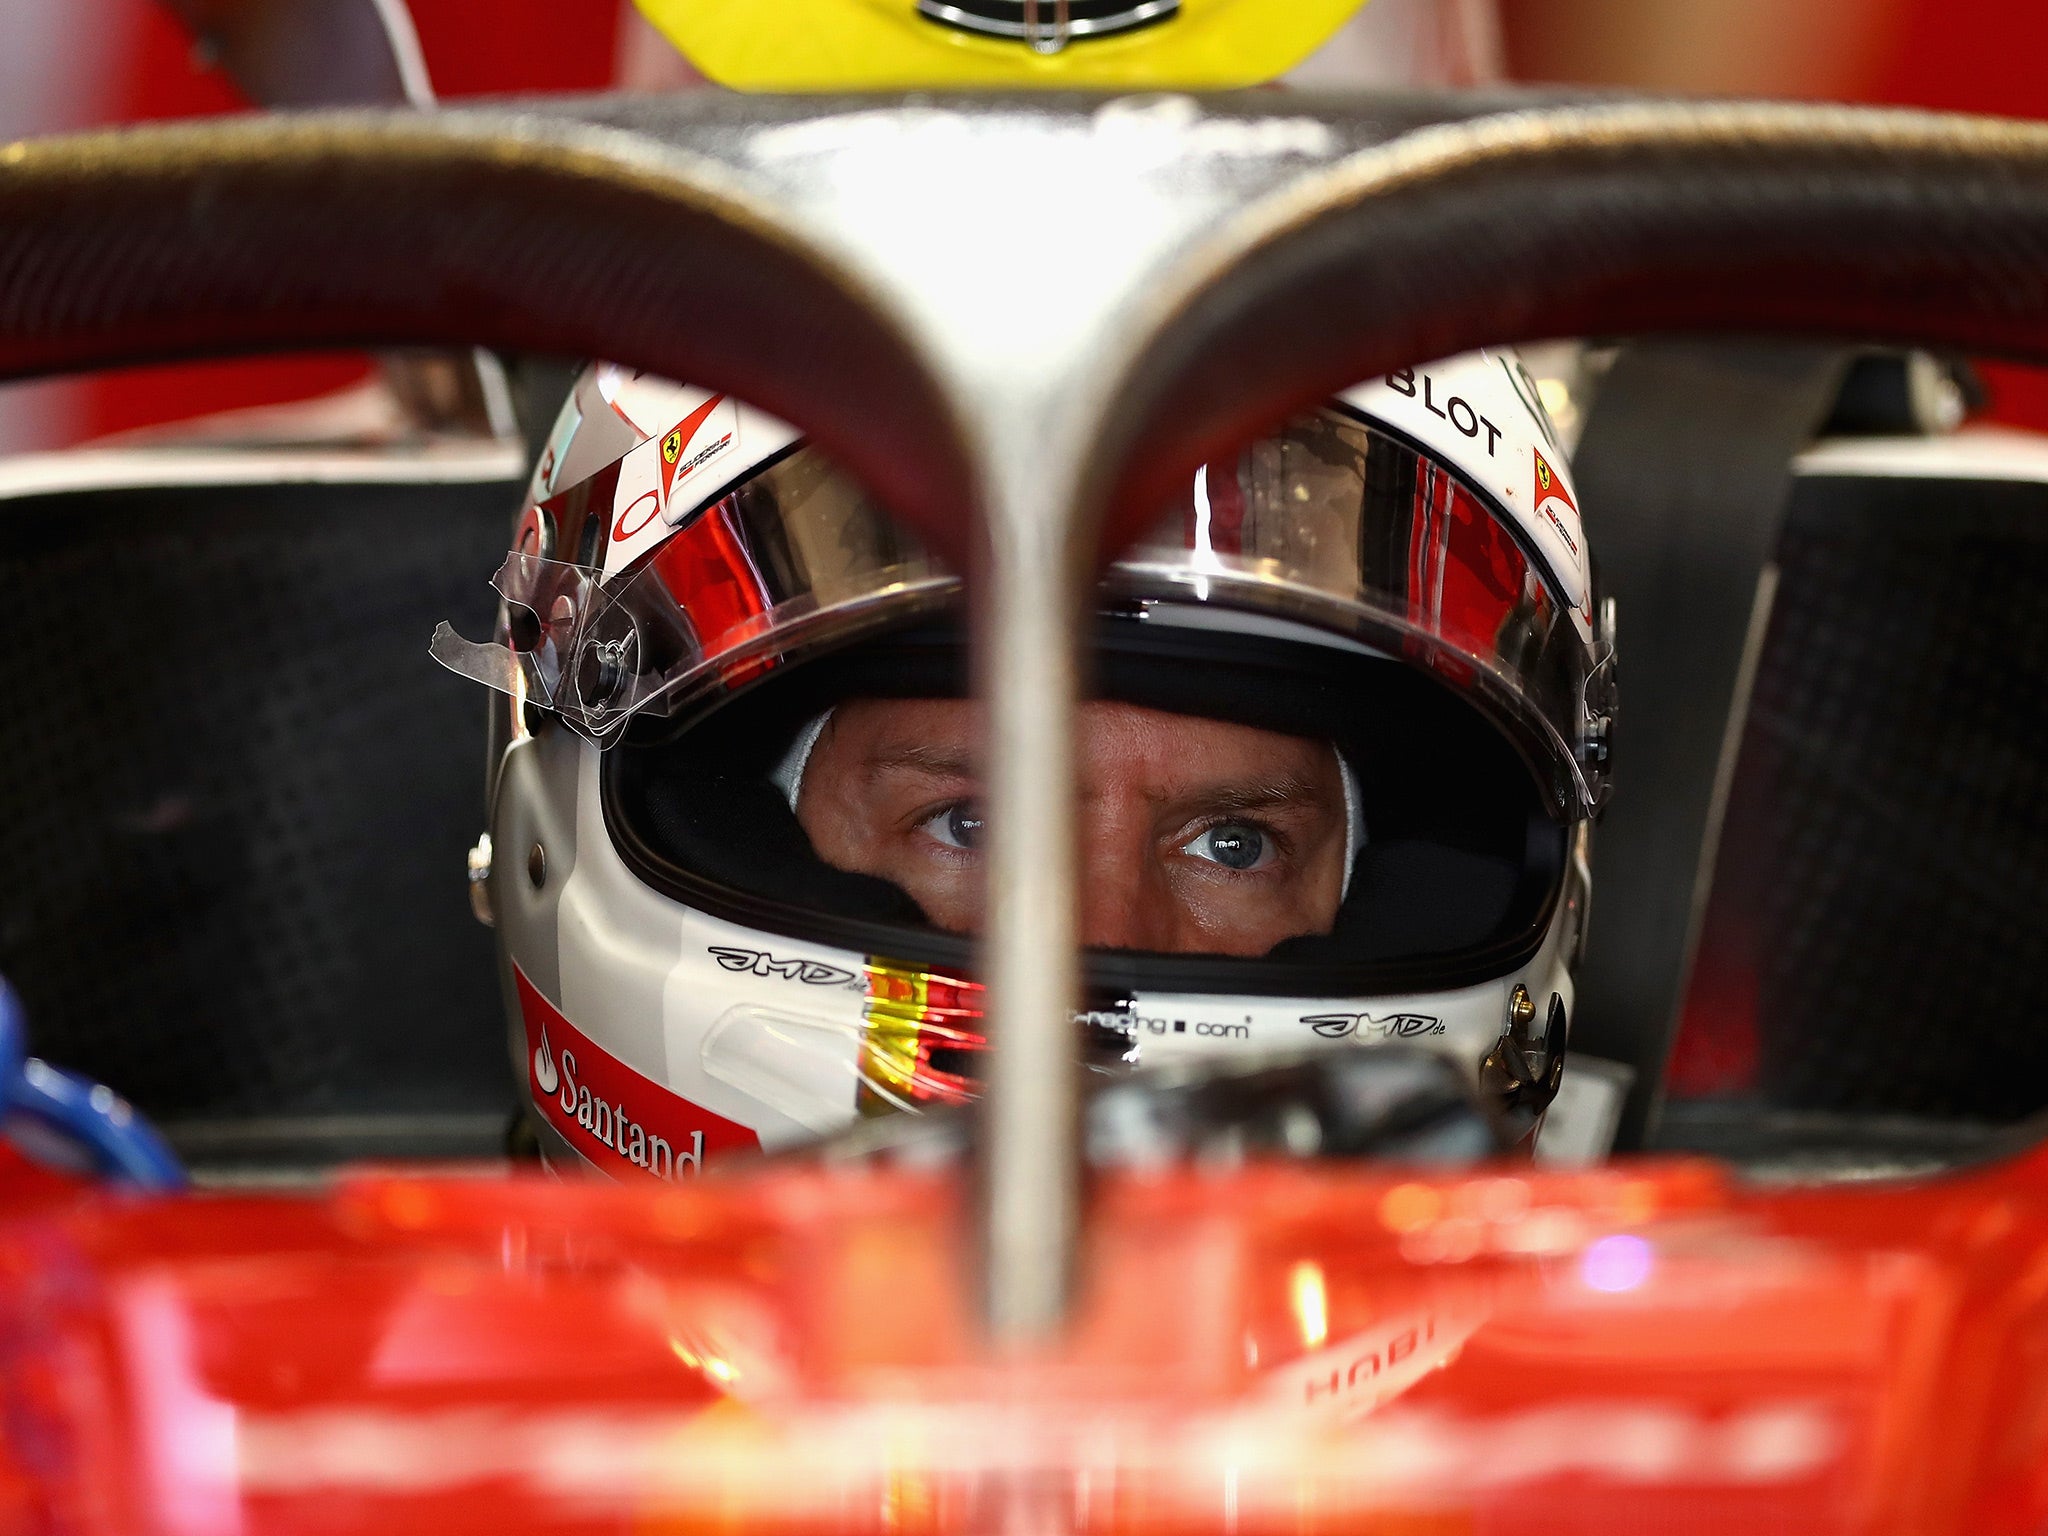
[434, 349, 1614, 1178]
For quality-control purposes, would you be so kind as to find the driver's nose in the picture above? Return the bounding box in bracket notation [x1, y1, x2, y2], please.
[1074, 803, 1174, 952]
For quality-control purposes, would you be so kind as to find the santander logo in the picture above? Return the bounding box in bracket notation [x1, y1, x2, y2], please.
[513, 965, 758, 1181]
[533, 1023, 559, 1097]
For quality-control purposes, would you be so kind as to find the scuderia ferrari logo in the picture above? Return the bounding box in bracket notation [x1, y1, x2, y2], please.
[662, 426, 683, 464]
[1531, 445, 1581, 560]
[1533, 446, 1576, 512]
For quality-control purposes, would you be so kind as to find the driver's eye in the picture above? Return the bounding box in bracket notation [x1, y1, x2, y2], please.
[1182, 823, 1269, 871]
[923, 803, 985, 850]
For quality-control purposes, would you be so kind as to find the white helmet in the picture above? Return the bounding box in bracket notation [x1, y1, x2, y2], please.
[435, 348, 1614, 1178]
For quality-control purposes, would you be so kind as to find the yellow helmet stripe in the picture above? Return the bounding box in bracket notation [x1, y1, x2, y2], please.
[634, 0, 1369, 92]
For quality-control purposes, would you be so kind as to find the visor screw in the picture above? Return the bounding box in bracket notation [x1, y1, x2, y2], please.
[577, 640, 626, 710]
[1507, 984, 1536, 1041]
[527, 842, 547, 890]
[1580, 714, 1613, 772]
[466, 833, 495, 928]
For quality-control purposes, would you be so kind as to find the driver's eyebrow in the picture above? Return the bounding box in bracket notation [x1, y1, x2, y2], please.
[1172, 775, 1329, 815]
[865, 744, 979, 781]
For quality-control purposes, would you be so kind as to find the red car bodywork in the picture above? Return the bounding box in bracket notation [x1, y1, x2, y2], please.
[4, 1141, 2045, 1535]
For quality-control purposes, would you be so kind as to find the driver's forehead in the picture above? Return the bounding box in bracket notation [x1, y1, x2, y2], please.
[826, 696, 1336, 788]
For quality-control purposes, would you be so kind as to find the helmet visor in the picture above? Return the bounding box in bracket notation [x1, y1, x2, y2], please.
[1113, 405, 1609, 817]
[434, 407, 1610, 817]
[433, 444, 954, 736]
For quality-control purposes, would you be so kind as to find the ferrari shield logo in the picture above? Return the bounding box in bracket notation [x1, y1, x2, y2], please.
[655, 392, 735, 509]
[1533, 446, 1576, 512]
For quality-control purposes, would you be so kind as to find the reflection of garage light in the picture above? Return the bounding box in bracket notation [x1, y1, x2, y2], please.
[670, 1336, 740, 1385]
[1379, 1182, 1442, 1233]
[1289, 1260, 1328, 1349]
[1580, 1233, 1654, 1293]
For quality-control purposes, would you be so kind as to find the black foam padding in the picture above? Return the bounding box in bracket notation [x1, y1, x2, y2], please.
[639, 771, 932, 928]
[1672, 469, 2048, 1122]
[1568, 344, 1853, 1151]
[0, 472, 522, 1131]
[1271, 840, 1520, 965]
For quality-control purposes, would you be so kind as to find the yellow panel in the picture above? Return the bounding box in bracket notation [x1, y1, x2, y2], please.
[636, 0, 1370, 92]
